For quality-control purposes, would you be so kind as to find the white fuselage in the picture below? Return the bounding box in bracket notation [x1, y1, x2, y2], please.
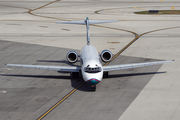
[80, 45, 103, 85]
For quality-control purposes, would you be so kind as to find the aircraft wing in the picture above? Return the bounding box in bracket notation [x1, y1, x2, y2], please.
[5, 64, 80, 72]
[102, 60, 174, 72]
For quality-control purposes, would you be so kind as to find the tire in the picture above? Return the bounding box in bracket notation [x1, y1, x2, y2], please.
[103, 72, 109, 78]
[72, 72, 79, 78]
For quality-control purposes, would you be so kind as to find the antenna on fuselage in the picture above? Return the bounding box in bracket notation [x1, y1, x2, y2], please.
[56, 18, 118, 45]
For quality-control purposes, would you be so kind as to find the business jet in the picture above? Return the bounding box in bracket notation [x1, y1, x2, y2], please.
[6, 17, 173, 91]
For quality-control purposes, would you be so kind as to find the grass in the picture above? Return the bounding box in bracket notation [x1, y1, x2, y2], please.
[134, 10, 180, 15]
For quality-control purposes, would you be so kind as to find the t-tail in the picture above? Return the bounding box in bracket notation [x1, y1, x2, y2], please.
[56, 17, 118, 45]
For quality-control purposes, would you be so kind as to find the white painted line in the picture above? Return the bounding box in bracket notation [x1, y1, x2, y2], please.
[145, 35, 168, 37]
[0, 68, 13, 70]
[0, 91, 7, 93]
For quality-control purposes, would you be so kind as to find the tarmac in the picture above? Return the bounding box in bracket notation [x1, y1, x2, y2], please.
[0, 0, 180, 120]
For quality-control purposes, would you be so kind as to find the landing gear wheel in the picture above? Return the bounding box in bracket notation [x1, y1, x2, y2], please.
[103, 72, 109, 78]
[72, 72, 79, 78]
[91, 85, 96, 92]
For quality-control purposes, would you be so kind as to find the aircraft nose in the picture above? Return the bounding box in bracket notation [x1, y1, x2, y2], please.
[86, 78, 100, 85]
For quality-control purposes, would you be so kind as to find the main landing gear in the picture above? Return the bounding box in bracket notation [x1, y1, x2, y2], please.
[103, 72, 109, 78]
[71, 72, 79, 78]
[91, 85, 96, 92]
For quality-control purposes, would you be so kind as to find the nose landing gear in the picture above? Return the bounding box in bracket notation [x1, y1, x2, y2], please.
[91, 85, 96, 92]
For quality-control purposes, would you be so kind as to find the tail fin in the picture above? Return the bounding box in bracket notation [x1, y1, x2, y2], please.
[56, 17, 118, 45]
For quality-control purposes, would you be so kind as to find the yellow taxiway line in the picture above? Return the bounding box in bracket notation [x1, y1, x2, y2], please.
[37, 81, 85, 120]
[133, 7, 148, 10]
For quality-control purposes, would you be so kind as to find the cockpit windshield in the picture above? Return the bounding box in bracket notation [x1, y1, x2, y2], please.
[84, 66, 102, 73]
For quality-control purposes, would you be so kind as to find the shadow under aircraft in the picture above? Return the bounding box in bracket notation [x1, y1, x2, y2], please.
[0, 71, 166, 92]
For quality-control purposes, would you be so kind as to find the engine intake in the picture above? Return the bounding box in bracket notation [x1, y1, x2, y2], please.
[66, 51, 78, 63]
[100, 50, 112, 62]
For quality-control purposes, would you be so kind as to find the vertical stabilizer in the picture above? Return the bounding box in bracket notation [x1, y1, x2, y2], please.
[85, 17, 90, 45]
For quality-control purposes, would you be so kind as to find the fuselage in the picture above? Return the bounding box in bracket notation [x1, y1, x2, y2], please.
[80, 45, 103, 85]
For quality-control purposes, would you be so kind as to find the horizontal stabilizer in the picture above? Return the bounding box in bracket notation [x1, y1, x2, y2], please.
[56, 20, 118, 25]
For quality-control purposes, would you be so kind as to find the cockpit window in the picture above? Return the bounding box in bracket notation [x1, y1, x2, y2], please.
[84, 66, 102, 73]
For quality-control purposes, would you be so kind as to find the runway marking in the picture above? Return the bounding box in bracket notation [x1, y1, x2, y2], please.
[0, 68, 13, 70]
[107, 42, 120, 43]
[91, 24, 138, 37]
[139, 26, 180, 37]
[134, 7, 148, 10]
[37, 81, 85, 120]
[28, 0, 61, 13]
[0, 4, 30, 11]
[28, 0, 67, 21]
[0, 90, 7, 93]
[144, 35, 168, 37]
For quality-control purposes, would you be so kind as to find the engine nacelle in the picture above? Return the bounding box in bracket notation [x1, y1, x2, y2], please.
[100, 50, 112, 62]
[66, 51, 78, 63]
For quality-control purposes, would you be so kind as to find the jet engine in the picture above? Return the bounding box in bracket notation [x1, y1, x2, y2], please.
[66, 51, 78, 63]
[100, 50, 112, 62]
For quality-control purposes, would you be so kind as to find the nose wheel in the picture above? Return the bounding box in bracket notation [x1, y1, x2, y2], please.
[91, 85, 96, 92]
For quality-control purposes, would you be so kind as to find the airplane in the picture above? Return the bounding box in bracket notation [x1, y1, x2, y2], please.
[6, 17, 173, 91]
